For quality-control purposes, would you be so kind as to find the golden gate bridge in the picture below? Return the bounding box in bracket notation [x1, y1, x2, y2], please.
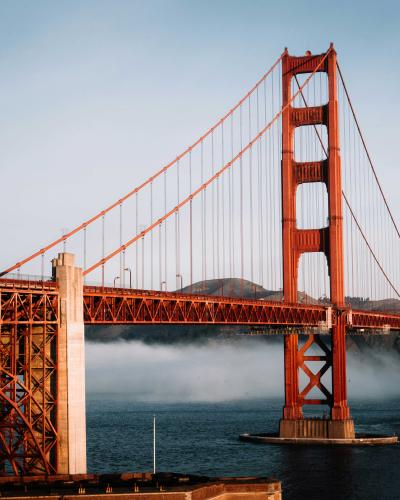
[1, 45, 400, 475]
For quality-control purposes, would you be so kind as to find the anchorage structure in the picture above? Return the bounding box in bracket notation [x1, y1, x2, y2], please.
[280, 46, 354, 438]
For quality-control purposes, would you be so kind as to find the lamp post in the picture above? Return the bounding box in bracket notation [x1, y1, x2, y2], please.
[113, 276, 120, 288]
[124, 267, 132, 288]
[161, 281, 166, 291]
[176, 274, 183, 291]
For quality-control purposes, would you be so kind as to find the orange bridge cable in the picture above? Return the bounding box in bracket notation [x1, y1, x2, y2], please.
[293, 74, 400, 299]
[342, 192, 400, 299]
[337, 62, 400, 240]
[83, 49, 332, 276]
[0, 54, 284, 278]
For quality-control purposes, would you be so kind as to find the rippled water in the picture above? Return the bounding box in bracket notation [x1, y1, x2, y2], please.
[87, 397, 400, 500]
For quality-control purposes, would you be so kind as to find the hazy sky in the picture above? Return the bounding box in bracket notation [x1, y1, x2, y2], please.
[1, 0, 399, 271]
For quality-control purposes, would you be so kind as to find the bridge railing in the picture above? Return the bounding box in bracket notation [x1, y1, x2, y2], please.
[0, 273, 56, 289]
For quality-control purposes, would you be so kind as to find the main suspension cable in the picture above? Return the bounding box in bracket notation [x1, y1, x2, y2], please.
[337, 63, 400, 239]
[83, 50, 331, 276]
[0, 53, 284, 277]
[293, 74, 400, 299]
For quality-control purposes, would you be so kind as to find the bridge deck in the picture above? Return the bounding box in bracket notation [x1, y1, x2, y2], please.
[82, 286, 400, 330]
[0, 280, 399, 331]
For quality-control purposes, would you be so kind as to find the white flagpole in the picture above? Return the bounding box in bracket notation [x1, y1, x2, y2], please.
[153, 415, 156, 474]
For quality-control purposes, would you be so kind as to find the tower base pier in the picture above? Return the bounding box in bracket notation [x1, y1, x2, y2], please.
[239, 432, 398, 446]
[52, 252, 87, 474]
[279, 418, 355, 439]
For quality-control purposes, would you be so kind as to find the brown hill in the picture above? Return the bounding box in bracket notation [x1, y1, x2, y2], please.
[179, 278, 320, 305]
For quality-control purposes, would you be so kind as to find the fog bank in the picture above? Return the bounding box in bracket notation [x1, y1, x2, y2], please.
[86, 339, 400, 402]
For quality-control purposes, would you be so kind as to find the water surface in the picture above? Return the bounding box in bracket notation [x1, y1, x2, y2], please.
[87, 397, 400, 500]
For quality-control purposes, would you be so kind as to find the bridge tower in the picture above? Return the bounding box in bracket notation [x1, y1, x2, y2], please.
[52, 253, 87, 473]
[280, 45, 355, 438]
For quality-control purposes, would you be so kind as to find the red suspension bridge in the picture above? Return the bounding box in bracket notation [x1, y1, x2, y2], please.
[1, 45, 400, 475]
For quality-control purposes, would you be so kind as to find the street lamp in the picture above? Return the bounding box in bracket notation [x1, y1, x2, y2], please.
[161, 281, 166, 291]
[176, 274, 183, 291]
[124, 267, 132, 288]
[113, 276, 120, 288]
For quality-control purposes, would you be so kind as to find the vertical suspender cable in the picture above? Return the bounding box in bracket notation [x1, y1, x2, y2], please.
[257, 85, 263, 286]
[278, 62, 283, 288]
[176, 159, 180, 289]
[264, 77, 271, 289]
[211, 131, 215, 278]
[216, 136, 220, 279]
[150, 182, 154, 289]
[248, 94, 254, 283]
[189, 149, 193, 290]
[122, 250, 126, 289]
[239, 103, 244, 287]
[141, 235, 145, 289]
[221, 121, 225, 280]
[159, 222, 162, 291]
[348, 98, 355, 298]
[164, 171, 167, 290]
[201, 141, 205, 282]
[102, 214, 105, 287]
[271, 70, 277, 291]
[119, 203, 123, 287]
[230, 113, 234, 279]
[83, 226, 87, 273]
[135, 194, 139, 288]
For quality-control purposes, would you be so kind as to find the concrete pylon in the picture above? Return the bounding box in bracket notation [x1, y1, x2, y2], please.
[52, 253, 87, 474]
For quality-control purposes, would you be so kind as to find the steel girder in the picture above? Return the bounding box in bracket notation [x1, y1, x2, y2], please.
[82, 287, 330, 326]
[82, 287, 400, 330]
[349, 310, 400, 330]
[0, 284, 58, 475]
[297, 334, 332, 406]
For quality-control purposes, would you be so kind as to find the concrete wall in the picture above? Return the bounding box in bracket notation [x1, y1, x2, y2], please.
[280, 417, 355, 439]
[53, 253, 87, 474]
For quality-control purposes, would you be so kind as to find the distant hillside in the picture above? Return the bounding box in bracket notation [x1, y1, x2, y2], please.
[179, 278, 320, 304]
[86, 278, 400, 355]
[345, 296, 400, 313]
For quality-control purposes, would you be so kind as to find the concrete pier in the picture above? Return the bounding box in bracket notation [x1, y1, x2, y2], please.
[52, 253, 87, 474]
[240, 432, 398, 446]
[279, 418, 355, 439]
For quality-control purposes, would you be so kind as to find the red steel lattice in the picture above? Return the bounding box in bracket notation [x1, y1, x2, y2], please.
[82, 286, 400, 330]
[0, 283, 58, 475]
[82, 286, 329, 325]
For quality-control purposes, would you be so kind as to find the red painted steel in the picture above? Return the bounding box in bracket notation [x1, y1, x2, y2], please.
[0, 282, 59, 475]
[1, 279, 399, 475]
[82, 286, 329, 325]
[82, 287, 400, 329]
[281, 45, 350, 420]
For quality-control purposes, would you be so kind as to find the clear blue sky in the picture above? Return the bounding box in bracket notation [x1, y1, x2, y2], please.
[1, 0, 399, 268]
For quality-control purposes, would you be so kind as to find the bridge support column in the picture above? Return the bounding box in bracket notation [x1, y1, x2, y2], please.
[279, 46, 355, 440]
[52, 253, 87, 474]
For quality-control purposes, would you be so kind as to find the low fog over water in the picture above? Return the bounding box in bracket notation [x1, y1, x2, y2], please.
[86, 337, 400, 402]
